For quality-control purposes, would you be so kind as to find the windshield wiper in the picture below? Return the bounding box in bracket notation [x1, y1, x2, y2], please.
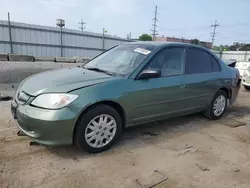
[85, 67, 116, 76]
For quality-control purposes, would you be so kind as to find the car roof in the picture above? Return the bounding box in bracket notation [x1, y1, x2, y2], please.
[123, 41, 209, 50]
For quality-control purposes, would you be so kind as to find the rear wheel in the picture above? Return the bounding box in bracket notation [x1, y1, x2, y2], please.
[74, 104, 122, 153]
[244, 86, 250, 91]
[204, 90, 227, 120]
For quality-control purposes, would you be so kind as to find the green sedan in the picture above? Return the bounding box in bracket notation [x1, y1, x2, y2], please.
[11, 42, 241, 153]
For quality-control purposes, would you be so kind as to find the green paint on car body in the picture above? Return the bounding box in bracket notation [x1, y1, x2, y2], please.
[11, 41, 241, 148]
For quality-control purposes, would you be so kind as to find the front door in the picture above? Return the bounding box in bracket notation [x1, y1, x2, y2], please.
[128, 47, 187, 124]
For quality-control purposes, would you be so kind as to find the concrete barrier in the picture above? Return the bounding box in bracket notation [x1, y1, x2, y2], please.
[55, 57, 75, 63]
[0, 61, 60, 84]
[8, 54, 35, 62]
[0, 54, 90, 63]
[35, 56, 56, 62]
[0, 61, 86, 83]
[0, 60, 87, 97]
[0, 83, 17, 97]
[73, 56, 91, 64]
[0, 54, 8, 61]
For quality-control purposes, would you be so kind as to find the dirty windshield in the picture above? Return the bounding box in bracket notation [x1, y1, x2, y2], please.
[84, 44, 156, 76]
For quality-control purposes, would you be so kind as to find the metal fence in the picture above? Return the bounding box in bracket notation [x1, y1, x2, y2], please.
[221, 51, 250, 62]
[0, 20, 129, 58]
[211, 50, 250, 62]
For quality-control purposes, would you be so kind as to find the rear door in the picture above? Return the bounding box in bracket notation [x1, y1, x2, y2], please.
[182, 47, 222, 112]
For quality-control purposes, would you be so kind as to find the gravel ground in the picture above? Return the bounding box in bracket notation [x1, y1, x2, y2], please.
[1, 88, 250, 188]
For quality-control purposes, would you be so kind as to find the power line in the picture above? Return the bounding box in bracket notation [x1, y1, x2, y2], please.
[210, 20, 220, 47]
[221, 28, 250, 37]
[160, 22, 250, 33]
[151, 6, 158, 40]
[78, 18, 86, 31]
[220, 22, 250, 28]
[161, 26, 209, 32]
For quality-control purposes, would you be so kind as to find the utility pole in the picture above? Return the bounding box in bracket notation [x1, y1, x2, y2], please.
[102, 28, 108, 51]
[78, 19, 86, 31]
[102, 28, 105, 51]
[151, 6, 158, 40]
[127, 32, 132, 41]
[7, 12, 13, 53]
[56, 19, 65, 57]
[210, 20, 220, 47]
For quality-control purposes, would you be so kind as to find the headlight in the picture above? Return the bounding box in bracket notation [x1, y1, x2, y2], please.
[31, 93, 78, 109]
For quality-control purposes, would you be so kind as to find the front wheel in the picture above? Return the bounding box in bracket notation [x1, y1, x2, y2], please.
[204, 90, 227, 120]
[74, 104, 122, 153]
[244, 86, 250, 91]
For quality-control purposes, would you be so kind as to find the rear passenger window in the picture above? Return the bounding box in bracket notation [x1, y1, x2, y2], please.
[186, 48, 212, 74]
[211, 57, 221, 72]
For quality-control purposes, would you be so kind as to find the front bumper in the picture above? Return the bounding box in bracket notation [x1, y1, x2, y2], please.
[242, 77, 250, 87]
[11, 100, 79, 146]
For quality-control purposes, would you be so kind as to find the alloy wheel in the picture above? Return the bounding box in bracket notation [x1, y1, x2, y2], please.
[84, 114, 117, 148]
[213, 95, 226, 116]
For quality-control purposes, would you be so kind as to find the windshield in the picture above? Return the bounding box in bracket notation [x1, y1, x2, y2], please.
[84, 44, 157, 76]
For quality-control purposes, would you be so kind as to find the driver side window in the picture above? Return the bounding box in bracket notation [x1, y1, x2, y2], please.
[147, 47, 185, 77]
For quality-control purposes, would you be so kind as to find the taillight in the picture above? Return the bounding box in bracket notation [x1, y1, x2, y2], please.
[232, 69, 240, 87]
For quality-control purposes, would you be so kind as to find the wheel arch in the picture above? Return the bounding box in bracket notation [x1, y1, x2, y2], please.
[73, 100, 126, 142]
[219, 87, 232, 99]
[205, 87, 230, 120]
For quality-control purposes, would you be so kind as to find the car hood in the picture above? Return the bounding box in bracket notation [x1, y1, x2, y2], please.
[19, 68, 115, 96]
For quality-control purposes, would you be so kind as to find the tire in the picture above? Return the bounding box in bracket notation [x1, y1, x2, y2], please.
[204, 90, 227, 120]
[244, 86, 250, 91]
[74, 104, 122, 153]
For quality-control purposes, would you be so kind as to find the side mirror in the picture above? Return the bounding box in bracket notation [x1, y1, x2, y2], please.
[136, 69, 161, 80]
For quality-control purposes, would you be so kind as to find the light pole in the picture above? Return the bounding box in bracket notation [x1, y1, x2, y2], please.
[8, 12, 13, 53]
[102, 28, 108, 51]
[102, 28, 105, 51]
[127, 32, 132, 42]
[56, 19, 65, 57]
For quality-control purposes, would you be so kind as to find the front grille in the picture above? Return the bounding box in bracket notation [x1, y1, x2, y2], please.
[17, 91, 30, 104]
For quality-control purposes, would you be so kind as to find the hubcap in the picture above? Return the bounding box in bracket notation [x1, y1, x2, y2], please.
[213, 95, 226, 116]
[85, 114, 117, 148]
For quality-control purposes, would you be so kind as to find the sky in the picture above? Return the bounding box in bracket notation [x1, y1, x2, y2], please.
[0, 0, 250, 45]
